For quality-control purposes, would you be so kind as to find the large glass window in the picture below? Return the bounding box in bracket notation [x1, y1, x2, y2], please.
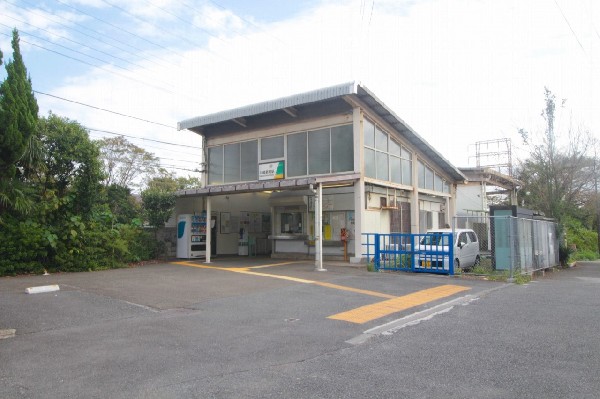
[208, 146, 223, 185]
[224, 143, 241, 183]
[261, 136, 284, 160]
[402, 159, 412, 185]
[287, 132, 307, 177]
[425, 166, 434, 190]
[364, 118, 412, 184]
[417, 159, 447, 193]
[375, 126, 388, 152]
[308, 128, 330, 175]
[434, 174, 443, 192]
[376, 153, 389, 181]
[364, 119, 375, 147]
[241, 140, 258, 181]
[390, 156, 401, 184]
[365, 148, 376, 178]
[389, 139, 401, 157]
[418, 161, 425, 188]
[443, 180, 450, 193]
[331, 125, 354, 173]
[208, 125, 352, 184]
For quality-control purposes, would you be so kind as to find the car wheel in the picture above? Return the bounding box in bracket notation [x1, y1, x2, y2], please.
[474, 255, 481, 267]
[454, 258, 460, 271]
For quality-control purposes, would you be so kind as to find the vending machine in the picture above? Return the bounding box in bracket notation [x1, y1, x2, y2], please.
[176, 213, 207, 259]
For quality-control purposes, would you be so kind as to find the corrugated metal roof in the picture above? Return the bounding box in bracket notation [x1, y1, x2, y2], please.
[177, 81, 358, 131]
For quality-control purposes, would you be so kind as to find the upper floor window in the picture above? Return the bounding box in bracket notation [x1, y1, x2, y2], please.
[207, 124, 353, 185]
[417, 160, 450, 194]
[364, 118, 412, 185]
[208, 140, 258, 185]
[260, 136, 284, 161]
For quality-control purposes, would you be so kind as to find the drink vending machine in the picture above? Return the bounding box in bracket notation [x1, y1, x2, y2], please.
[176, 212, 207, 258]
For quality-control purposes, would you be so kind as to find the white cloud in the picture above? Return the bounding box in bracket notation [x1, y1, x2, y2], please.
[30, 0, 600, 179]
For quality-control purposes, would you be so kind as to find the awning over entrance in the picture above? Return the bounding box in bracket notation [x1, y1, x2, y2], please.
[176, 173, 361, 198]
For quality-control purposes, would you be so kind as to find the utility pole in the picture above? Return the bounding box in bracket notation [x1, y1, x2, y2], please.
[594, 150, 600, 253]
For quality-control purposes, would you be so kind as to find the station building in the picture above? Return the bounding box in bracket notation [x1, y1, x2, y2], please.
[175, 82, 466, 263]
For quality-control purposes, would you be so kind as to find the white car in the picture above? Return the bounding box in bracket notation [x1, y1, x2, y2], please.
[416, 228, 481, 272]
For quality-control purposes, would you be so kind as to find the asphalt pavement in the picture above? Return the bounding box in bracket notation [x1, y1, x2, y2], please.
[1, 257, 598, 398]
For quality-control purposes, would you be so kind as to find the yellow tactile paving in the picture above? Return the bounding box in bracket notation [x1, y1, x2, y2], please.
[327, 284, 471, 324]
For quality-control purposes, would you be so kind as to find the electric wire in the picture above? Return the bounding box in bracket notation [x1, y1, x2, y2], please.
[0, 22, 141, 76]
[99, 0, 230, 63]
[88, 131, 201, 158]
[6, 0, 178, 69]
[553, 0, 586, 55]
[34, 90, 176, 129]
[52, 0, 185, 66]
[87, 128, 201, 149]
[0, 15, 163, 76]
[3, 34, 200, 102]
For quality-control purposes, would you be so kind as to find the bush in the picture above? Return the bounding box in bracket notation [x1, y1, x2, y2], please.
[0, 218, 48, 276]
[571, 249, 598, 261]
[564, 217, 598, 261]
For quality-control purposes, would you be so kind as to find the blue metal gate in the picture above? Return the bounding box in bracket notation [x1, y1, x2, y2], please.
[362, 233, 455, 275]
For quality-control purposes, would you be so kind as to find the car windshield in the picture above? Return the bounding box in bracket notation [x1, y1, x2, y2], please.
[420, 233, 450, 246]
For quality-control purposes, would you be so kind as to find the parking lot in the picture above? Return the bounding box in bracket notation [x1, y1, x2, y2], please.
[1, 257, 506, 398]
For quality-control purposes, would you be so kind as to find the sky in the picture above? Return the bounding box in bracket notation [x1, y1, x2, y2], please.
[0, 0, 599, 185]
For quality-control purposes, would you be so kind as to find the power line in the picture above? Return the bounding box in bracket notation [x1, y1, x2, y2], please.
[52, 0, 184, 66]
[87, 131, 202, 158]
[6, 0, 178, 70]
[87, 128, 201, 149]
[99, 0, 229, 63]
[0, 22, 140, 76]
[34, 90, 176, 129]
[4, 34, 198, 102]
[553, 0, 586, 55]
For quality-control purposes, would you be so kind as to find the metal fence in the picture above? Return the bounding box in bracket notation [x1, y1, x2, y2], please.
[454, 215, 559, 277]
[362, 232, 455, 275]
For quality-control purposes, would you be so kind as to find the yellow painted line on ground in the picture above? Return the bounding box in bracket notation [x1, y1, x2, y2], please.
[247, 261, 304, 269]
[313, 281, 396, 299]
[171, 261, 313, 283]
[327, 284, 471, 324]
[229, 269, 315, 283]
[172, 261, 230, 270]
[171, 262, 470, 325]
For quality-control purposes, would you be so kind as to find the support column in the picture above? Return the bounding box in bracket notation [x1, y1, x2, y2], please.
[205, 196, 211, 263]
[351, 180, 364, 263]
[411, 158, 420, 233]
[315, 183, 326, 271]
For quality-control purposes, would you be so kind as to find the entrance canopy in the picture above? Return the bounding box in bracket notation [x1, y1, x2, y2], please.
[177, 173, 360, 198]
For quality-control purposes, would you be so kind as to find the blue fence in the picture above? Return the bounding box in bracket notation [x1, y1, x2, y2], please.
[362, 232, 455, 275]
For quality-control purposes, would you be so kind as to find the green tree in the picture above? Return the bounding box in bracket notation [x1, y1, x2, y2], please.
[105, 183, 141, 225]
[517, 88, 595, 221]
[0, 29, 39, 217]
[141, 188, 176, 229]
[97, 136, 160, 189]
[36, 113, 104, 218]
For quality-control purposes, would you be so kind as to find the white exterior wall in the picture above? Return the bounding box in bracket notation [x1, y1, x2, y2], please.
[456, 183, 487, 215]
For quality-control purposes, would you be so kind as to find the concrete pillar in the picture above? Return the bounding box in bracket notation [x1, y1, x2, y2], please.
[205, 196, 211, 263]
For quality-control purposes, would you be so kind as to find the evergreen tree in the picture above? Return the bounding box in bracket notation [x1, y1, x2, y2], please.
[0, 29, 39, 216]
[0, 29, 39, 178]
